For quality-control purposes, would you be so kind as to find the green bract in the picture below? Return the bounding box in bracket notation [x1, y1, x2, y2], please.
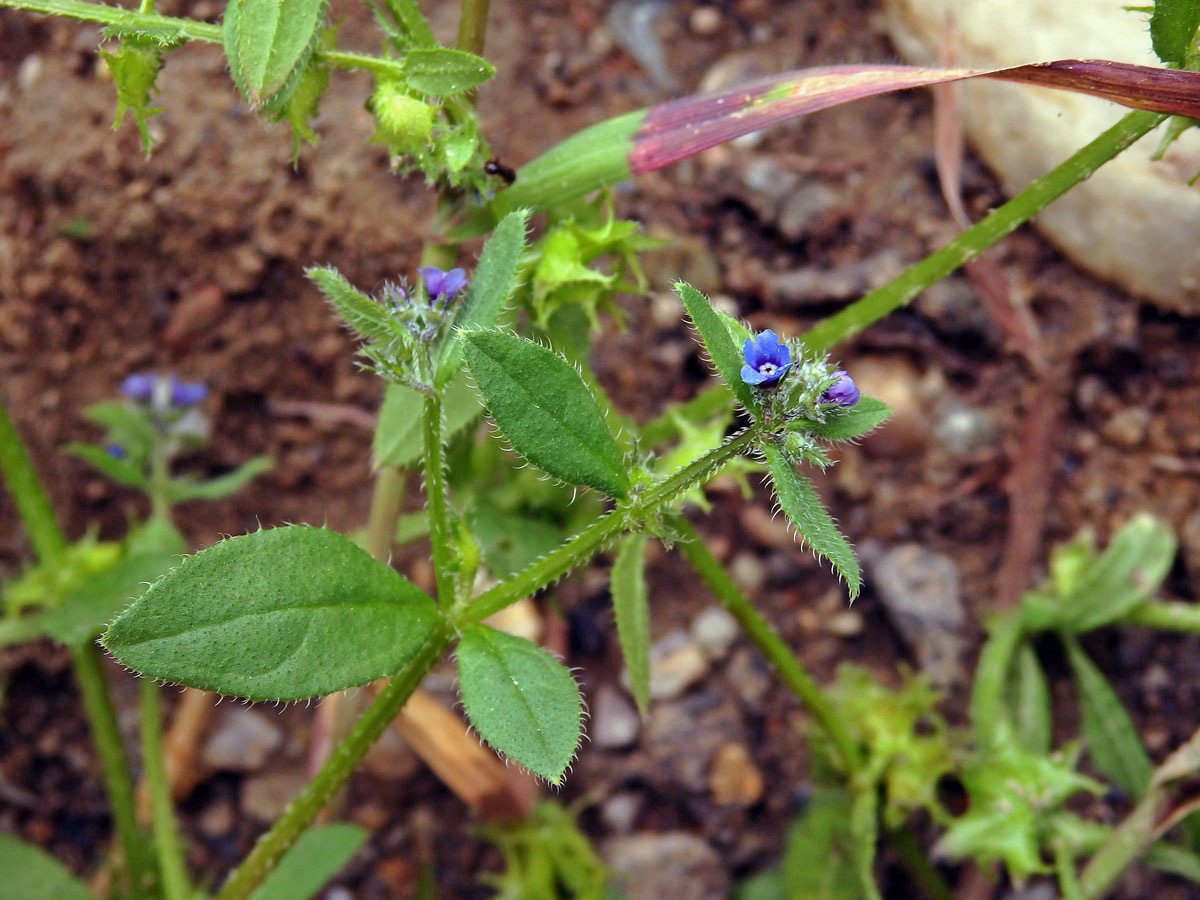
[223, 0, 329, 112]
[456, 624, 582, 785]
[611, 532, 651, 714]
[103, 526, 437, 701]
[461, 329, 630, 499]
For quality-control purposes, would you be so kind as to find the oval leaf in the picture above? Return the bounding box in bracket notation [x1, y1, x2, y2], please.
[456, 624, 582, 784]
[461, 329, 630, 499]
[611, 532, 651, 714]
[793, 397, 892, 441]
[103, 526, 437, 701]
[400, 47, 495, 96]
[763, 444, 860, 599]
[676, 282, 761, 416]
[224, 0, 329, 111]
[0, 832, 97, 900]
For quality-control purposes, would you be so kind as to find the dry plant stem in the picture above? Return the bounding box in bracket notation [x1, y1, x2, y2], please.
[161, 687, 215, 798]
[212, 624, 456, 900]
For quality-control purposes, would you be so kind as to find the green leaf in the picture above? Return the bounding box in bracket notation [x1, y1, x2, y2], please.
[1145, 841, 1200, 883]
[99, 37, 164, 156]
[456, 624, 582, 784]
[64, 443, 149, 490]
[792, 397, 892, 441]
[41, 551, 180, 647]
[781, 787, 863, 900]
[611, 533, 651, 714]
[306, 266, 403, 347]
[1057, 513, 1176, 633]
[1010, 643, 1052, 755]
[400, 47, 495, 96]
[375, 374, 481, 468]
[461, 330, 630, 499]
[469, 506, 563, 578]
[0, 832, 97, 900]
[223, 0, 330, 111]
[103, 526, 438, 701]
[168, 456, 272, 503]
[1150, 0, 1200, 65]
[378, 0, 436, 47]
[969, 612, 1024, 748]
[436, 208, 530, 386]
[1064, 636, 1152, 797]
[675, 282, 761, 416]
[247, 823, 367, 900]
[763, 444, 860, 599]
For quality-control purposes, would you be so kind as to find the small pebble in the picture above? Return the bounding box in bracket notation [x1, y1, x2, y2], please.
[647, 631, 710, 701]
[825, 609, 864, 637]
[708, 742, 764, 807]
[592, 685, 641, 749]
[691, 606, 739, 660]
[1101, 407, 1151, 448]
[605, 832, 729, 900]
[202, 708, 284, 772]
[726, 647, 772, 707]
[601, 792, 643, 833]
[689, 5, 722, 35]
[241, 771, 307, 822]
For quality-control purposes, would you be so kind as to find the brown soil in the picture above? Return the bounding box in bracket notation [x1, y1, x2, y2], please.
[2, 0, 1199, 898]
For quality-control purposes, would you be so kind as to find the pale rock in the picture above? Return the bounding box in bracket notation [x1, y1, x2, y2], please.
[202, 708, 283, 772]
[241, 771, 307, 822]
[691, 606, 739, 660]
[601, 792, 643, 833]
[708, 742, 764, 807]
[605, 832, 729, 900]
[646, 631, 709, 700]
[884, 0, 1200, 313]
[592, 685, 642, 749]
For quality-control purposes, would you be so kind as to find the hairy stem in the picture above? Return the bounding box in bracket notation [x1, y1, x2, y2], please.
[669, 514, 864, 774]
[464, 424, 762, 625]
[69, 642, 150, 893]
[801, 109, 1165, 353]
[455, 0, 490, 56]
[138, 680, 190, 900]
[213, 624, 455, 900]
[423, 391, 457, 606]
[0, 394, 66, 561]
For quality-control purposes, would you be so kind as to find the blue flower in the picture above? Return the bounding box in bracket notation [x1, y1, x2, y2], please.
[419, 266, 468, 307]
[821, 370, 860, 406]
[167, 375, 208, 407]
[741, 330, 792, 387]
[119, 373, 155, 401]
[106, 443, 126, 459]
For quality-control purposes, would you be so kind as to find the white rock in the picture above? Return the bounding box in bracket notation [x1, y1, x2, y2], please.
[202, 708, 283, 772]
[884, 0, 1200, 313]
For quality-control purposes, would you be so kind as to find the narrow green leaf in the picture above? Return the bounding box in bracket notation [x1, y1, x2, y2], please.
[1009, 643, 1052, 755]
[223, 0, 329, 111]
[103, 526, 438, 701]
[169, 456, 272, 503]
[1064, 637, 1152, 797]
[400, 47, 495, 96]
[675, 281, 761, 416]
[64, 443, 149, 490]
[1150, 0, 1200, 65]
[461, 330, 630, 499]
[456, 624, 582, 784]
[41, 552, 180, 647]
[969, 613, 1023, 748]
[1059, 513, 1176, 633]
[611, 532, 651, 714]
[0, 831, 97, 900]
[793, 397, 892, 441]
[306, 266, 402, 347]
[850, 788, 883, 900]
[375, 374, 481, 468]
[378, 0, 436, 47]
[781, 787, 863, 900]
[436, 208, 530, 386]
[763, 444, 860, 599]
[247, 823, 367, 900]
[1145, 841, 1200, 883]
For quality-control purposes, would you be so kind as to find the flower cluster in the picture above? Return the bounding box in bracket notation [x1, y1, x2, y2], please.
[740, 329, 859, 409]
[120, 372, 208, 408]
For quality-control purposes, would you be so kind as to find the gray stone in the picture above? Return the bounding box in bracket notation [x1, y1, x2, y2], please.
[641, 691, 744, 793]
[604, 832, 729, 900]
[934, 401, 999, 456]
[592, 685, 641, 750]
[726, 647, 772, 708]
[202, 707, 283, 772]
[646, 631, 710, 701]
[241, 771, 307, 822]
[867, 543, 967, 689]
[601, 792, 643, 833]
[691, 606, 739, 661]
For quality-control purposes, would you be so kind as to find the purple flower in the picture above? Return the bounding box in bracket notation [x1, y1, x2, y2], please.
[821, 370, 860, 406]
[418, 266, 468, 306]
[741, 330, 792, 387]
[106, 443, 126, 459]
[119, 373, 155, 401]
[167, 375, 208, 407]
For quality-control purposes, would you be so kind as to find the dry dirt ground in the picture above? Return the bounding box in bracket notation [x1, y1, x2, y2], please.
[2, 0, 1200, 897]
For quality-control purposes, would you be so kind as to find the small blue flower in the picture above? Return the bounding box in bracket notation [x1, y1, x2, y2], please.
[167, 375, 208, 407]
[419, 266, 468, 307]
[741, 330, 792, 387]
[106, 443, 126, 459]
[821, 370, 860, 406]
[119, 373, 155, 401]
